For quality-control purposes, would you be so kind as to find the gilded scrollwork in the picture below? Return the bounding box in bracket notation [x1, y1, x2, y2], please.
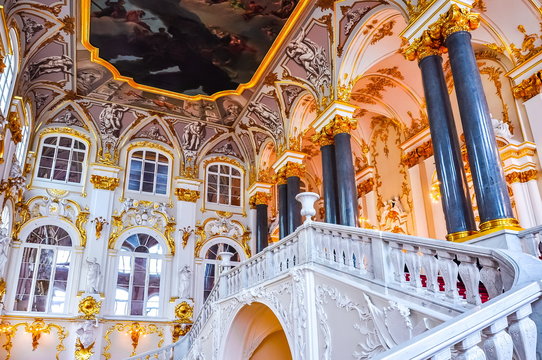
[249, 192, 271, 208]
[401, 140, 433, 168]
[78, 296, 102, 320]
[175, 188, 200, 202]
[506, 169, 538, 184]
[102, 322, 164, 359]
[513, 71, 542, 101]
[175, 301, 194, 323]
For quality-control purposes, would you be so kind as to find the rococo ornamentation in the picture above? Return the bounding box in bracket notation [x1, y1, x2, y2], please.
[506, 169, 538, 184]
[284, 162, 305, 179]
[175, 188, 200, 202]
[401, 140, 433, 168]
[175, 301, 194, 323]
[89, 175, 119, 191]
[249, 192, 271, 208]
[78, 296, 102, 319]
[513, 71, 542, 101]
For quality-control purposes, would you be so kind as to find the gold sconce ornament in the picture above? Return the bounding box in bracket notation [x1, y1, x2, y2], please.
[179, 226, 194, 248]
[91, 217, 109, 239]
[25, 319, 50, 350]
[127, 322, 146, 355]
[0, 322, 15, 359]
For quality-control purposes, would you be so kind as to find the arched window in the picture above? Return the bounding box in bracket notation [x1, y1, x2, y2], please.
[127, 150, 169, 195]
[0, 29, 18, 116]
[36, 135, 87, 184]
[203, 243, 240, 301]
[14, 225, 73, 313]
[206, 164, 242, 206]
[114, 233, 164, 316]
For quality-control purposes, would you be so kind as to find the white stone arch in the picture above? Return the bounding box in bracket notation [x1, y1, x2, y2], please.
[5, 217, 84, 315]
[105, 226, 172, 318]
[221, 301, 295, 360]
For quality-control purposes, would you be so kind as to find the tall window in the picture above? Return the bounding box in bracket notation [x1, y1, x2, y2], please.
[14, 225, 72, 313]
[36, 135, 86, 184]
[0, 29, 18, 116]
[114, 234, 163, 316]
[203, 243, 240, 301]
[127, 150, 169, 195]
[206, 164, 242, 206]
[15, 124, 29, 165]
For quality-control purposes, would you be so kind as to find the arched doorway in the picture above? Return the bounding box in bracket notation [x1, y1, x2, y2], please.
[223, 302, 292, 360]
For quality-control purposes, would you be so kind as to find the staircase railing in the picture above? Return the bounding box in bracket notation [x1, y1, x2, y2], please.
[125, 221, 539, 359]
[519, 224, 542, 258]
[375, 280, 542, 359]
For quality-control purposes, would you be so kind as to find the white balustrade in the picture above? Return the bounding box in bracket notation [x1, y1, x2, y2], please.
[131, 218, 542, 360]
[518, 224, 542, 258]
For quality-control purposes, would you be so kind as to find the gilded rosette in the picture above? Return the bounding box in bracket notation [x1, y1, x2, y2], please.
[90, 175, 119, 191]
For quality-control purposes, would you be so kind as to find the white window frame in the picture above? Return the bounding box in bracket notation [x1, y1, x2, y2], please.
[14, 103, 32, 165]
[126, 149, 171, 197]
[34, 134, 88, 187]
[109, 232, 167, 318]
[0, 28, 18, 117]
[205, 162, 243, 210]
[12, 225, 74, 314]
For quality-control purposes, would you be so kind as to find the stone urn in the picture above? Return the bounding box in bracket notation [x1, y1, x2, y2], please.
[295, 192, 320, 223]
[218, 251, 234, 273]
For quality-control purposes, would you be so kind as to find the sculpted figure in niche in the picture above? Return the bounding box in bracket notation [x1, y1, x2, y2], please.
[86, 257, 101, 294]
[286, 29, 331, 88]
[178, 265, 192, 299]
[182, 121, 206, 151]
[21, 15, 44, 43]
[99, 103, 127, 139]
[490, 114, 512, 141]
[26, 55, 73, 81]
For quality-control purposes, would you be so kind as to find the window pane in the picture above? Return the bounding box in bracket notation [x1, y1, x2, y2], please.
[128, 160, 142, 191]
[44, 137, 57, 145]
[145, 151, 156, 161]
[232, 168, 240, 177]
[158, 154, 168, 163]
[209, 165, 218, 173]
[58, 137, 72, 148]
[15, 247, 38, 311]
[220, 165, 229, 174]
[142, 181, 154, 193]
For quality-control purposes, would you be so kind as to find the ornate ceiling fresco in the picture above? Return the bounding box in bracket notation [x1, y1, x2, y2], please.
[86, 0, 301, 97]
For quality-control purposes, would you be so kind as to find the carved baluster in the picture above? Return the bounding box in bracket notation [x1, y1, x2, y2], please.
[420, 246, 439, 293]
[404, 244, 422, 290]
[323, 231, 332, 262]
[362, 237, 372, 275]
[457, 254, 482, 305]
[478, 257, 503, 300]
[508, 304, 537, 360]
[454, 332, 486, 360]
[314, 229, 324, 262]
[389, 242, 405, 284]
[481, 317, 513, 360]
[437, 251, 460, 300]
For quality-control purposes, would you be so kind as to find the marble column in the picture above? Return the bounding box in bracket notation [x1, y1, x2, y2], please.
[277, 170, 288, 239]
[331, 117, 359, 227]
[315, 132, 339, 224]
[419, 54, 476, 240]
[248, 183, 272, 252]
[286, 162, 303, 234]
[445, 27, 518, 231]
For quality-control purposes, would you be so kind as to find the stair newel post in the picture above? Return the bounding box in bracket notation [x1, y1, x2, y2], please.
[508, 304, 537, 359]
[481, 317, 513, 360]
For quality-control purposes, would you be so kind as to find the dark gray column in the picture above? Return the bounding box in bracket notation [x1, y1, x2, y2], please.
[287, 175, 302, 234]
[321, 144, 340, 224]
[419, 54, 477, 239]
[334, 132, 358, 227]
[255, 203, 268, 253]
[446, 31, 517, 230]
[278, 183, 288, 239]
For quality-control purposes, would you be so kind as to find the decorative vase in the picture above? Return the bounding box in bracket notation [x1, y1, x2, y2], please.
[295, 192, 320, 223]
[218, 251, 234, 272]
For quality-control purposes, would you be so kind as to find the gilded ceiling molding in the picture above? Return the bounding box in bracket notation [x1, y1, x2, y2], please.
[403, 0, 434, 24]
[513, 71, 542, 101]
[39, 127, 91, 143]
[127, 140, 174, 158]
[89, 175, 119, 191]
[175, 188, 200, 203]
[370, 20, 396, 45]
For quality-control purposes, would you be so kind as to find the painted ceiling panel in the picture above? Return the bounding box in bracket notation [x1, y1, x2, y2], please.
[89, 0, 300, 96]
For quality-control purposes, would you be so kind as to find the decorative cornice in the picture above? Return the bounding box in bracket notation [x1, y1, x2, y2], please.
[249, 192, 272, 208]
[90, 175, 119, 191]
[401, 140, 433, 168]
[175, 188, 200, 202]
[506, 169, 538, 184]
[513, 71, 542, 101]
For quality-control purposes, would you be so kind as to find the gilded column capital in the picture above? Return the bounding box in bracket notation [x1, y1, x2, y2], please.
[437, 4, 480, 40]
[249, 192, 272, 208]
[90, 175, 119, 190]
[513, 71, 542, 101]
[357, 178, 375, 197]
[311, 130, 334, 147]
[175, 188, 200, 202]
[506, 169, 538, 184]
[325, 115, 357, 136]
[285, 161, 305, 178]
[274, 166, 287, 185]
[402, 29, 445, 62]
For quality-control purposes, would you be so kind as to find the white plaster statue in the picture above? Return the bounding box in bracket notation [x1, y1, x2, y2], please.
[99, 103, 127, 138]
[179, 265, 192, 299]
[86, 257, 101, 294]
[21, 15, 44, 44]
[182, 121, 206, 151]
[26, 55, 73, 80]
[247, 102, 284, 136]
[76, 319, 98, 350]
[490, 113, 513, 141]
